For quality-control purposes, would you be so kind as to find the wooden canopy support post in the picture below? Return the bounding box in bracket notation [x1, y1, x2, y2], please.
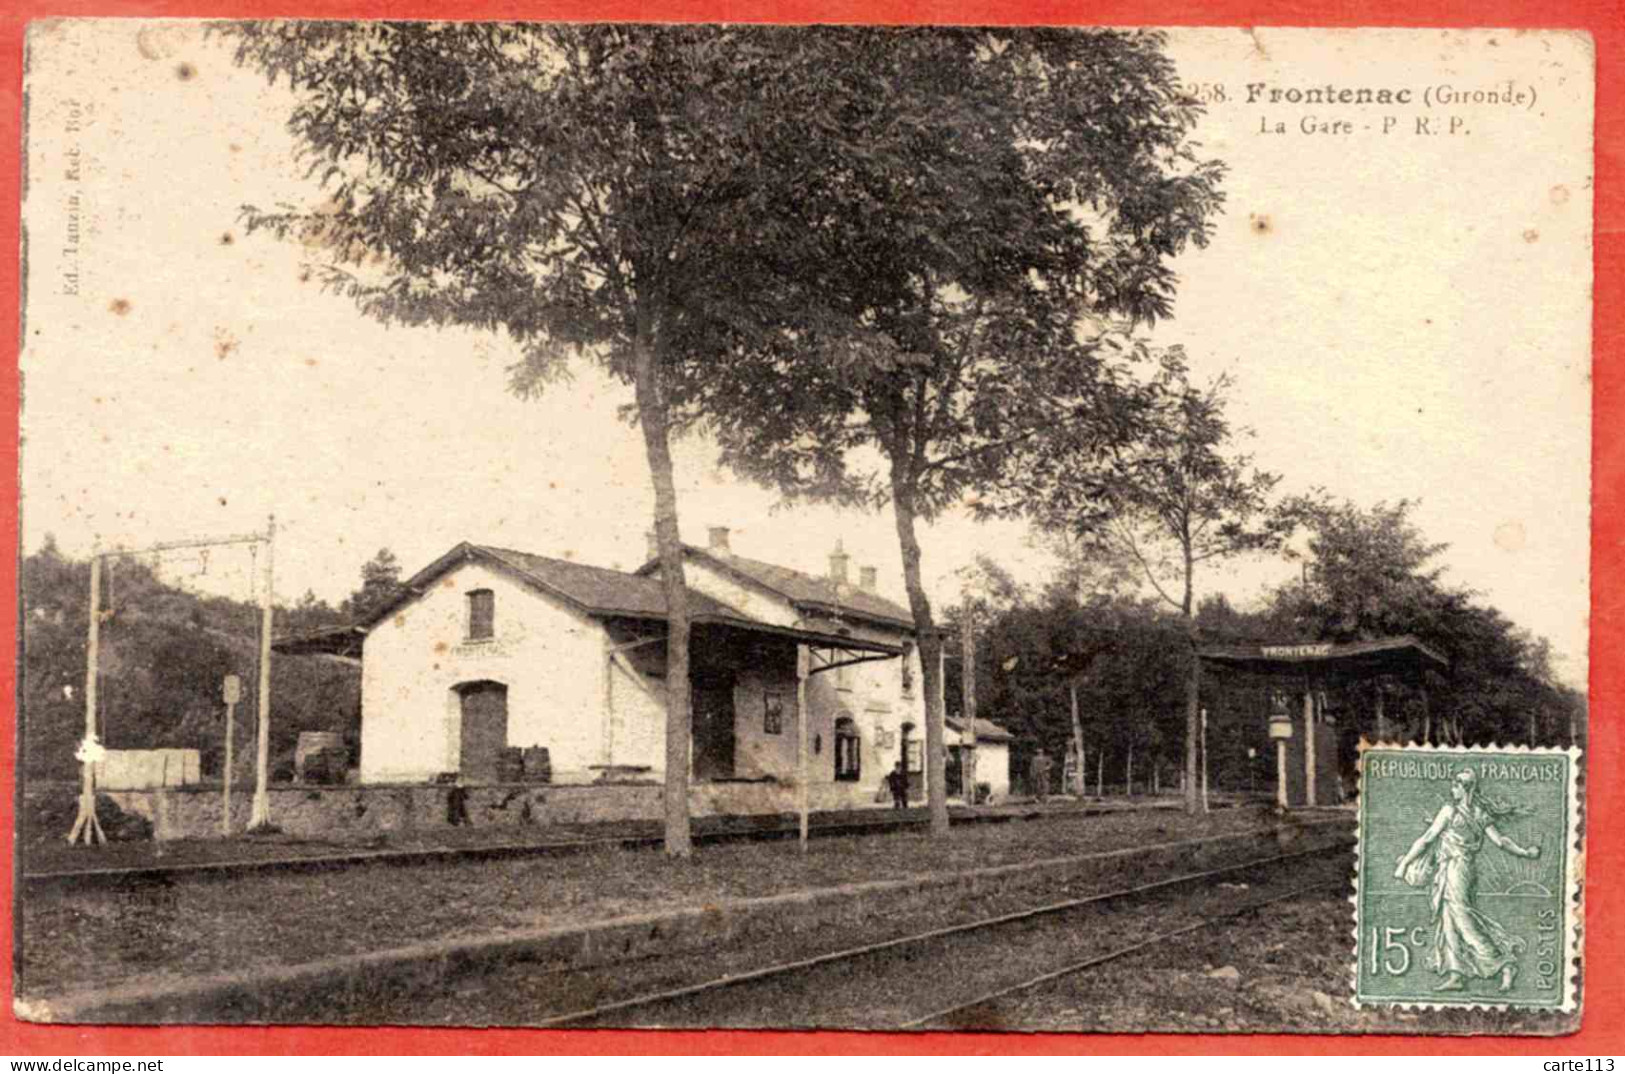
[1276, 737, 1288, 810]
[961, 604, 976, 805]
[1198, 709, 1208, 813]
[68, 553, 106, 845]
[1303, 687, 1316, 808]
[796, 645, 810, 851]
[602, 634, 615, 768]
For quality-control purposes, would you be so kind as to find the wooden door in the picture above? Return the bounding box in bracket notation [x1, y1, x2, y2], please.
[458, 681, 508, 783]
[946, 745, 964, 799]
[692, 673, 736, 782]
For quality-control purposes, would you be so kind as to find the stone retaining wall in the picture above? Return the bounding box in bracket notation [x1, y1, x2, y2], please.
[24, 777, 895, 842]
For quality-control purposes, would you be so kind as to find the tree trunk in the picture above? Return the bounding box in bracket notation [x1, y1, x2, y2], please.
[1126, 741, 1134, 798]
[1181, 547, 1200, 814]
[1069, 680, 1085, 797]
[632, 331, 693, 858]
[1184, 643, 1201, 813]
[889, 473, 949, 836]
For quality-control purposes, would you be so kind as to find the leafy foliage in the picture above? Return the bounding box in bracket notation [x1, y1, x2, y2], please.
[675, 28, 1225, 829]
[1027, 353, 1291, 810]
[342, 547, 404, 623]
[948, 581, 1188, 790]
[1038, 351, 1292, 618]
[1266, 498, 1584, 747]
[21, 539, 370, 783]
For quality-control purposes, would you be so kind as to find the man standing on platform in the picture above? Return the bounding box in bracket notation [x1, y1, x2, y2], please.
[886, 761, 910, 810]
[1031, 749, 1053, 803]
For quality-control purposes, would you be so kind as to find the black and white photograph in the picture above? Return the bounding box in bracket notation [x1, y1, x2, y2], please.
[14, 21, 1591, 1035]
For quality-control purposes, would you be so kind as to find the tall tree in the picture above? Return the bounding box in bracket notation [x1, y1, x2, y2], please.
[698, 29, 1225, 832]
[344, 548, 403, 624]
[225, 24, 1049, 853]
[1271, 497, 1450, 643]
[1269, 497, 1579, 747]
[1038, 353, 1291, 812]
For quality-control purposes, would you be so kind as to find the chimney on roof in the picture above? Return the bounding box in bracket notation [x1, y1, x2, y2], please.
[708, 526, 732, 556]
[645, 530, 659, 562]
[829, 540, 850, 585]
[859, 565, 877, 592]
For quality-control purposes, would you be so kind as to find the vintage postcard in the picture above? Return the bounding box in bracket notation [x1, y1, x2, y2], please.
[14, 22, 1591, 1036]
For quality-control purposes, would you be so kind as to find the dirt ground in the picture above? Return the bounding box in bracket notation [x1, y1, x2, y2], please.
[19, 803, 1320, 1000]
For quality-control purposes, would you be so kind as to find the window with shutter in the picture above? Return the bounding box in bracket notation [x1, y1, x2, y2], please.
[467, 589, 495, 641]
[834, 717, 860, 782]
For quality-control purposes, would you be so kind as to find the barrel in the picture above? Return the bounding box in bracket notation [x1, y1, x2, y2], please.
[521, 746, 553, 784]
[296, 732, 347, 781]
[495, 747, 525, 784]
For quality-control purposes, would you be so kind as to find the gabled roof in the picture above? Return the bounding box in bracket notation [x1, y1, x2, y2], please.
[946, 715, 1016, 743]
[361, 542, 746, 628]
[637, 546, 916, 631]
[333, 542, 904, 656]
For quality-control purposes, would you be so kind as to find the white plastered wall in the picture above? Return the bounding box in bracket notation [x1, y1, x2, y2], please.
[359, 560, 609, 784]
[679, 555, 930, 799]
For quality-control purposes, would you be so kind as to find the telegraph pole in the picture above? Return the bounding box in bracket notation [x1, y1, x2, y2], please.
[68, 527, 274, 842]
[67, 552, 106, 845]
[250, 515, 275, 830]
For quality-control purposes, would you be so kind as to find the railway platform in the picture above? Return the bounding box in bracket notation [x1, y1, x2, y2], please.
[21, 793, 1247, 890]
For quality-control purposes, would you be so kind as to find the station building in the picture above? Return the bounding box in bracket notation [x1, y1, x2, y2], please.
[300, 529, 1011, 808]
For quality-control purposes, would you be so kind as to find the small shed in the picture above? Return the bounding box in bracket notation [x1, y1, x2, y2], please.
[1197, 635, 1448, 808]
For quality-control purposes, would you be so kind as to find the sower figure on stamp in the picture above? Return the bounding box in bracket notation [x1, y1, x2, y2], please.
[1394, 768, 1541, 993]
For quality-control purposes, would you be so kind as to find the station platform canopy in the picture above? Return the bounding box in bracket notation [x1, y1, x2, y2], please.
[1196, 634, 1447, 680]
[272, 624, 366, 659]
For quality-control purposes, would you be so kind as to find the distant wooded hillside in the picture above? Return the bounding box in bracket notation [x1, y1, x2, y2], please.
[19, 538, 396, 783]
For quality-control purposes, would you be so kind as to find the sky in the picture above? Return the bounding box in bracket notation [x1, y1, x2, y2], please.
[18, 24, 1594, 685]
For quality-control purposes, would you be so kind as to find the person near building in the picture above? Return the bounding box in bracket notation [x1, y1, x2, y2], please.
[885, 760, 909, 810]
[1030, 749, 1053, 803]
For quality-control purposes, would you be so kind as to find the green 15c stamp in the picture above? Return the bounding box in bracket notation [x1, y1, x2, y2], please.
[1354, 744, 1581, 1011]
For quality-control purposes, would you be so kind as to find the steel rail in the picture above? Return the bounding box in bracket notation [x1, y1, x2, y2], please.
[898, 876, 1348, 1029]
[532, 838, 1353, 1028]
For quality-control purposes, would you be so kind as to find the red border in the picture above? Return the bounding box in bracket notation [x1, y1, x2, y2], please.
[0, 0, 1617, 1056]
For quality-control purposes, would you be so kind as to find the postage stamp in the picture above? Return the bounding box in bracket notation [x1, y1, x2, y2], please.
[1354, 744, 1582, 1011]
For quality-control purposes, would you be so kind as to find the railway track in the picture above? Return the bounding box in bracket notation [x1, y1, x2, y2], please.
[900, 879, 1343, 1030]
[524, 837, 1352, 1030]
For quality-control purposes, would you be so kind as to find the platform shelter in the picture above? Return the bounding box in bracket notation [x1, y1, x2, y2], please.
[1196, 636, 1447, 808]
